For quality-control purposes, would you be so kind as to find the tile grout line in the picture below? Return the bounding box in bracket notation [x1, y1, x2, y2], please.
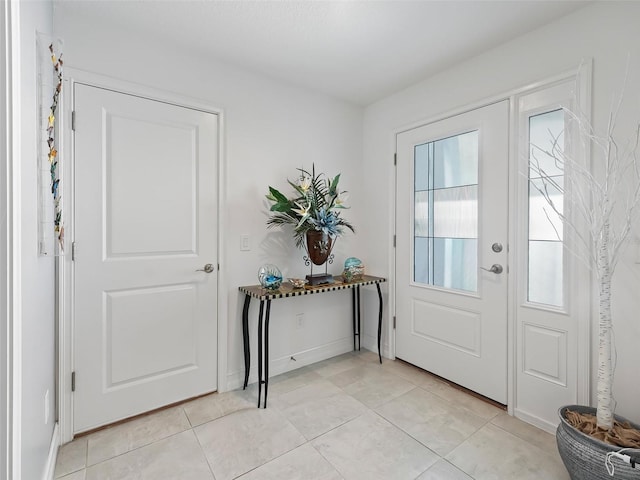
[85, 427, 194, 473]
[232, 396, 374, 478]
[53, 437, 89, 479]
[368, 409, 443, 469]
[373, 402, 471, 461]
[307, 438, 347, 479]
[226, 411, 306, 479]
[191, 420, 218, 480]
[487, 420, 561, 460]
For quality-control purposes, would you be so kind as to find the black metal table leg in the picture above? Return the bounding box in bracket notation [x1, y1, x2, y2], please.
[240, 277, 386, 409]
[352, 288, 357, 350]
[242, 294, 251, 389]
[356, 286, 361, 351]
[263, 299, 271, 408]
[257, 299, 264, 408]
[376, 283, 383, 364]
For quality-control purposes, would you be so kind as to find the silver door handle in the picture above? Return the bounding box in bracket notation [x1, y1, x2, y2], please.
[481, 264, 503, 274]
[196, 263, 214, 273]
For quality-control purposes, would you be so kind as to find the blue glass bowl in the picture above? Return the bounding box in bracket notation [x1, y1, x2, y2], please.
[258, 264, 283, 291]
[344, 257, 362, 268]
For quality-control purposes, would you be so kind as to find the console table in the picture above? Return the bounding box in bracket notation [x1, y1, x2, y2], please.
[239, 275, 386, 408]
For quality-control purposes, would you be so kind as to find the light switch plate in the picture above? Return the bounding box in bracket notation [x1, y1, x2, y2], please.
[240, 234, 250, 251]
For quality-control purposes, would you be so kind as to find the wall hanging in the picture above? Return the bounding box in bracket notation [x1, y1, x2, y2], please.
[37, 33, 64, 255]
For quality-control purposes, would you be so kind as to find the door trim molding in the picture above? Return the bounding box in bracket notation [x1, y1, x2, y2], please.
[59, 68, 226, 442]
[391, 64, 592, 427]
[2, 0, 21, 475]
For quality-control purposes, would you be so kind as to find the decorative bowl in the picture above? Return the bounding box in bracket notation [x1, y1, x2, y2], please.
[288, 278, 308, 289]
[342, 259, 364, 282]
[344, 257, 362, 268]
[258, 264, 283, 291]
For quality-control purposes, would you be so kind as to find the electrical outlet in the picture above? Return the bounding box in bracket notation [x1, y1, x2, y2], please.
[44, 390, 49, 424]
[296, 313, 304, 328]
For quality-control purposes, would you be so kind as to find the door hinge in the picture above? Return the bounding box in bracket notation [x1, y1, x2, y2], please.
[393, 316, 396, 329]
[71, 110, 76, 131]
[71, 371, 76, 392]
[394, 153, 397, 166]
[71, 241, 76, 261]
[393, 235, 396, 248]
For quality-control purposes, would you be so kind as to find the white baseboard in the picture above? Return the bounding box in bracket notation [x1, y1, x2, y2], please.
[226, 337, 353, 391]
[514, 407, 558, 435]
[43, 422, 60, 480]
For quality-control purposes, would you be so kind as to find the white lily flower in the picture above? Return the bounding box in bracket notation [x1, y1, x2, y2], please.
[292, 201, 312, 229]
[298, 175, 311, 192]
[292, 201, 310, 217]
[335, 191, 349, 208]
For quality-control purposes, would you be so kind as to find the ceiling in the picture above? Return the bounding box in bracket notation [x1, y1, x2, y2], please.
[54, 0, 590, 106]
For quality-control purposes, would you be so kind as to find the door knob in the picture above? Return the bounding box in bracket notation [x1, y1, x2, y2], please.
[196, 263, 214, 273]
[481, 264, 503, 274]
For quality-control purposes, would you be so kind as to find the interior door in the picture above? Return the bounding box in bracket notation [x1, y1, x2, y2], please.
[395, 101, 509, 404]
[73, 83, 218, 432]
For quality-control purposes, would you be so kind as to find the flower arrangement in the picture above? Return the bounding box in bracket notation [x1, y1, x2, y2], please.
[266, 165, 355, 249]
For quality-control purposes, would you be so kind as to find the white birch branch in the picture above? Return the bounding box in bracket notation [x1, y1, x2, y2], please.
[528, 71, 640, 429]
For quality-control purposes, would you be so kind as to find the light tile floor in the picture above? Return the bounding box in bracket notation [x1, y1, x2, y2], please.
[54, 350, 570, 480]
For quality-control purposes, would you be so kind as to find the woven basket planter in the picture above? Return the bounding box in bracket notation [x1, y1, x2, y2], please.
[557, 405, 640, 479]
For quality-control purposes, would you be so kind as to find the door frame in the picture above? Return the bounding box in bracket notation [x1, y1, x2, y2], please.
[391, 65, 591, 430]
[2, 0, 19, 475]
[59, 68, 227, 443]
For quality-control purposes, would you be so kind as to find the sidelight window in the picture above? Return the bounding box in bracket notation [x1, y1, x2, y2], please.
[527, 109, 565, 307]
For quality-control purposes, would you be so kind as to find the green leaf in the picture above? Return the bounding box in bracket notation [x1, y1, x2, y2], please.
[329, 174, 340, 194]
[270, 203, 290, 212]
[266, 211, 298, 228]
[288, 179, 305, 197]
[268, 186, 289, 204]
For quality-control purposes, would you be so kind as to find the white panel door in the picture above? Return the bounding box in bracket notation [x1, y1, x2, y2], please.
[396, 101, 509, 404]
[73, 84, 218, 432]
[514, 80, 586, 429]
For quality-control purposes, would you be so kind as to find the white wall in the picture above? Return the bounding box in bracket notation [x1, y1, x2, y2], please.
[362, 1, 640, 422]
[53, 9, 365, 397]
[17, 1, 58, 478]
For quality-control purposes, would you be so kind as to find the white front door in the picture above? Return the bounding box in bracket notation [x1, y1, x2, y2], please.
[395, 101, 509, 404]
[73, 83, 219, 432]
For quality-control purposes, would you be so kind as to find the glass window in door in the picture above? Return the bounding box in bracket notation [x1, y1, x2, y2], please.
[528, 109, 565, 307]
[414, 130, 478, 292]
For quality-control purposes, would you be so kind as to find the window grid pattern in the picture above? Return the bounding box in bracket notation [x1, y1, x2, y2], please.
[527, 109, 565, 307]
[413, 131, 479, 293]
